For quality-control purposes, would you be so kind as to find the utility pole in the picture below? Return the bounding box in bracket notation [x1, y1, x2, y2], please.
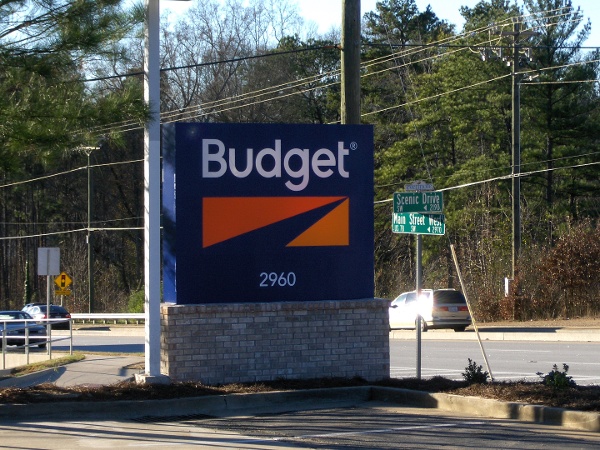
[510, 22, 522, 282]
[86, 148, 95, 313]
[341, 0, 361, 125]
[79, 146, 97, 313]
[495, 21, 535, 282]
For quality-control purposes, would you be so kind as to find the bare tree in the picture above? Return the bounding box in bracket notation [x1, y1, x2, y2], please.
[160, 0, 306, 122]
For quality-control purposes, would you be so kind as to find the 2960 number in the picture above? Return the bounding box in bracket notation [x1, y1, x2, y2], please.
[259, 272, 297, 287]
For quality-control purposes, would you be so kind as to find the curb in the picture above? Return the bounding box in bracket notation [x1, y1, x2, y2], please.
[1, 386, 598, 432]
[389, 328, 600, 342]
[0, 386, 370, 422]
[370, 387, 600, 432]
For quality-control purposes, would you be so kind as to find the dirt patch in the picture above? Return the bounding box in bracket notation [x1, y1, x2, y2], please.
[1, 376, 599, 412]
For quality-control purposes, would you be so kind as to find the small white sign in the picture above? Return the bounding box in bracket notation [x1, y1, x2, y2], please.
[38, 247, 60, 276]
[405, 180, 434, 191]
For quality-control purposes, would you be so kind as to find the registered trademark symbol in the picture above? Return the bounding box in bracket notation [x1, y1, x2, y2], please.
[350, 141, 358, 150]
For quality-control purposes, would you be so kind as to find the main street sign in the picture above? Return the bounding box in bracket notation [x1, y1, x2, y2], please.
[393, 191, 443, 214]
[392, 212, 445, 235]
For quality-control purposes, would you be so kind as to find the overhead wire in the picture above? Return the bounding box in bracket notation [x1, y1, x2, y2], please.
[6, 7, 593, 157]
[2, 7, 598, 240]
[374, 161, 600, 205]
[4, 10, 592, 160]
[83, 7, 584, 138]
[85, 20, 510, 137]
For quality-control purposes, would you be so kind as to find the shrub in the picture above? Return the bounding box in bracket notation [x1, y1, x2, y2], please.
[462, 358, 489, 385]
[537, 363, 576, 390]
[127, 289, 145, 313]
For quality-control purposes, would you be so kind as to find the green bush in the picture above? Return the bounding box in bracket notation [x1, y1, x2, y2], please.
[127, 289, 145, 313]
[537, 363, 576, 390]
[462, 358, 489, 385]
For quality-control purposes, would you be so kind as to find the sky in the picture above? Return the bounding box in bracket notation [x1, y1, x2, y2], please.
[299, 0, 600, 47]
[162, 0, 600, 48]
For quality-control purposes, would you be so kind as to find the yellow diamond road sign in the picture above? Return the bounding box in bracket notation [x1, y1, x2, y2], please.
[54, 272, 72, 289]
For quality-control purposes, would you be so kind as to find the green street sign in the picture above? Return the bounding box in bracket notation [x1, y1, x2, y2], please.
[392, 213, 445, 235]
[393, 191, 443, 213]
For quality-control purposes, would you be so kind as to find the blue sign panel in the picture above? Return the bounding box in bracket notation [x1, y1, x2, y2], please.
[162, 123, 374, 304]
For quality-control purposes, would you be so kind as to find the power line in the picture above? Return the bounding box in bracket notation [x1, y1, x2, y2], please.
[374, 160, 600, 205]
[2, 160, 597, 240]
[83, 9, 588, 137]
[0, 159, 142, 190]
[0, 227, 144, 241]
[78, 45, 341, 84]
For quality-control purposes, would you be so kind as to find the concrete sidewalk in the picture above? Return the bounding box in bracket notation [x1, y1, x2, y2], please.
[0, 354, 144, 388]
[391, 325, 600, 341]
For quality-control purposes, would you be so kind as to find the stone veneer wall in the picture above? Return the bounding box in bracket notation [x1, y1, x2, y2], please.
[161, 299, 390, 384]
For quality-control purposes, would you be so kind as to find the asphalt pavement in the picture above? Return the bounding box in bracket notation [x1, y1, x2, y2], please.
[0, 325, 599, 434]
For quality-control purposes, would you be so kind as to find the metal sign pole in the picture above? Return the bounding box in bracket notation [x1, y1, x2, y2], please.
[45, 251, 51, 355]
[393, 182, 441, 381]
[416, 234, 422, 379]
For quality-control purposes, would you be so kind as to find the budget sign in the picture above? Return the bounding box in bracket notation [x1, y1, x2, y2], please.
[162, 123, 374, 304]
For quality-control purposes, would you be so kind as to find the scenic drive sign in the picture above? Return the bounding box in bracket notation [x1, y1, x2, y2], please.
[393, 191, 443, 214]
[162, 123, 375, 304]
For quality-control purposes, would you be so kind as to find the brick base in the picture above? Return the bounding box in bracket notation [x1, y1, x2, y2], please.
[161, 299, 390, 384]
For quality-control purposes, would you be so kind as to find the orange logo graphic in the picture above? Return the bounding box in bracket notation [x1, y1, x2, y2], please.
[203, 197, 349, 248]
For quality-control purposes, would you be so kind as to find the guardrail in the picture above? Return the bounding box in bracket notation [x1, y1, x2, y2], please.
[71, 313, 145, 325]
[1, 319, 73, 369]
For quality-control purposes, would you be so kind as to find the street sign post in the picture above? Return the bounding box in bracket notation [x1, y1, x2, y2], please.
[392, 212, 445, 235]
[393, 191, 443, 213]
[393, 182, 443, 380]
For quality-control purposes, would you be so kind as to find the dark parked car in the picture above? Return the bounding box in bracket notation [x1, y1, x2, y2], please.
[0, 311, 47, 348]
[27, 305, 72, 330]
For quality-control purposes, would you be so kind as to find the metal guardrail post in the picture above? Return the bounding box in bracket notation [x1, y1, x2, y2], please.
[1, 325, 5, 370]
[48, 321, 52, 361]
[25, 324, 30, 365]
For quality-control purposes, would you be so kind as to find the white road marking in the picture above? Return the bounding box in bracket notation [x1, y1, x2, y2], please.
[285, 421, 486, 440]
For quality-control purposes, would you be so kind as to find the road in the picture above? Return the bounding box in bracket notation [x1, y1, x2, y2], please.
[2, 404, 600, 449]
[52, 329, 600, 385]
[53, 333, 144, 354]
[391, 339, 600, 385]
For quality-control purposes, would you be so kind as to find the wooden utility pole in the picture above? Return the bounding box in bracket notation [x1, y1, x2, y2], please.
[496, 21, 535, 281]
[341, 0, 361, 124]
[511, 22, 522, 281]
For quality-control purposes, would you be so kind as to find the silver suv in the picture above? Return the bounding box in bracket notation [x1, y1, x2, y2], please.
[389, 289, 471, 332]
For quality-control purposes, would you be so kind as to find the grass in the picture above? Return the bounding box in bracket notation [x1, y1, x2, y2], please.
[6, 353, 86, 377]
